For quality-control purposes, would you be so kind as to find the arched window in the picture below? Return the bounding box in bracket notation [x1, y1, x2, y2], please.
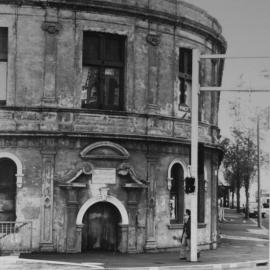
[169, 163, 185, 224]
[0, 158, 17, 221]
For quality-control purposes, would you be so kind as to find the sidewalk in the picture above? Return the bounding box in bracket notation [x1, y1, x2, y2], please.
[1, 208, 269, 270]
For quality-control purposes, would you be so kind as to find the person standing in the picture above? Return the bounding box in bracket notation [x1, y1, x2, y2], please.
[182, 209, 191, 260]
[174, 209, 191, 260]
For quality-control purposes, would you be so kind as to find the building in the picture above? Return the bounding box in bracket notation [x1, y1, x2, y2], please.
[0, 0, 226, 254]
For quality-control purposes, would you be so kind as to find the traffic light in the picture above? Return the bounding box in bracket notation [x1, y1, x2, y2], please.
[185, 177, 195, 194]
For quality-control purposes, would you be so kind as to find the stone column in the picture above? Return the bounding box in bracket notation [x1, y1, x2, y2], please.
[40, 150, 56, 251]
[144, 156, 157, 250]
[41, 10, 61, 105]
[65, 187, 79, 253]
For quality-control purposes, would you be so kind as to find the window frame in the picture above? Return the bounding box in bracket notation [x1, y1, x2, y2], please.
[169, 163, 185, 224]
[179, 48, 192, 106]
[0, 27, 8, 106]
[82, 31, 125, 111]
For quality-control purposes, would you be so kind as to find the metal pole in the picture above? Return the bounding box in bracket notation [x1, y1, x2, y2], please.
[190, 48, 199, 262]
[257, 115, 262, 228]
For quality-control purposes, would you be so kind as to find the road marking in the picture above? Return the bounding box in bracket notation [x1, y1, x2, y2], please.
[17, 258, 104, 269]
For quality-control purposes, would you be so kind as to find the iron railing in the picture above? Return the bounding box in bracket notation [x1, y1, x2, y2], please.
[0, 221, 32, 254]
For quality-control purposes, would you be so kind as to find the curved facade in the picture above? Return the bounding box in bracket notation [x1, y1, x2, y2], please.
[0, 0, 226, 253]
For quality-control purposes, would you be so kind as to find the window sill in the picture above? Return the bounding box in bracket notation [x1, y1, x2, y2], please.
[168, 224, 184, 230]
[168, 223, 206, 230]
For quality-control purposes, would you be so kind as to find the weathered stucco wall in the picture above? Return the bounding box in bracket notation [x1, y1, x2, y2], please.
[0, 0, 225, 253]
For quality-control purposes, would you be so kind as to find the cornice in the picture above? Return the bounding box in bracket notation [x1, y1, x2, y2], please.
[0, 130, 224, 153]
[0, 0, 227, 51]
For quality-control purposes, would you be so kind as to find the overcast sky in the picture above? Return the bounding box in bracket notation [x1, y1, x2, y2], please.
[186, 0, 270, 190]
[186, 0, 270, 134]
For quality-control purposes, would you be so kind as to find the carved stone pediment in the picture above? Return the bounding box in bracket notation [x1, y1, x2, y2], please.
[80, 141, 130, 160]
[55, 163, 93, 188]
[117, 163, 147, 189]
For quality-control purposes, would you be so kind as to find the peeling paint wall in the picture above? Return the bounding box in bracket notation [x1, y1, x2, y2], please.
[0, 0, 225, 253]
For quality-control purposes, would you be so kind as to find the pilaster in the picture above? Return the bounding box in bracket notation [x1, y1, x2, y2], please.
[40, 150, 56, 251]
[210, 152, 219, 249]
[41, 10, 61, 105]
[146, 23, 161, 113]
[65, 187, 80, 253]
[144, 155, 158, 251]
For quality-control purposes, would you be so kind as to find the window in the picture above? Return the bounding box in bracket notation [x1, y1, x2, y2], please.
[0, 28, 8, 105]
[179, 48, 192, 106]
[81, 32, 125, 110]
[198, 143, 205, 223]
[169, 164, 185, 224]
[0, 158, 16, 221]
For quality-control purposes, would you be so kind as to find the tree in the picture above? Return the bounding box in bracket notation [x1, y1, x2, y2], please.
[222, 128, 258, 216]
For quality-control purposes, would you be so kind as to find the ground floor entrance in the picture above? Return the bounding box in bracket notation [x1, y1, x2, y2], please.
[82, 202, 121, 252]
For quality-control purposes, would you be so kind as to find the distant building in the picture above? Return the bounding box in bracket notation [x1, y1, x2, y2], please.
[0, 0, 226, 253]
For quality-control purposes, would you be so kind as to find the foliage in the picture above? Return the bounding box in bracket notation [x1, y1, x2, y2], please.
[221, 128, 260, 214]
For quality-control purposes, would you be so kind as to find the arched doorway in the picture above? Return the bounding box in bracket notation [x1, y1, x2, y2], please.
[82, 202, 121, 252]
[0, 158, 17, 221]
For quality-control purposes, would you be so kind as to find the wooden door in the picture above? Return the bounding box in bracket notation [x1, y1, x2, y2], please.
[82, 202, 120, 252]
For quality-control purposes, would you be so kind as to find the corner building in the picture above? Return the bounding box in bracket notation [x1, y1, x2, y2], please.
[0, 0, 226, 253]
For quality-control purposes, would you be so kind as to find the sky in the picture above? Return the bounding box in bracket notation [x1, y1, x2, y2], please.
[186, 0, 270, 192]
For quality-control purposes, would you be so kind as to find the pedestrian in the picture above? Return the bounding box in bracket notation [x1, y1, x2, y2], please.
[182, 209, 191, 260]
[173, 209, 191, 260]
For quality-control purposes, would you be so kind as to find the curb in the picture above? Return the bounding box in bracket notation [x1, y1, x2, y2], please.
[1, 256, 268, 270]
[101, 260, 269, 270]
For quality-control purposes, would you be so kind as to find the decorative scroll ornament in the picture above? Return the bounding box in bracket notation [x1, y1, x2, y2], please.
[55, 162, 93, 188]
[146, 33, 161, 46]
[42, 22, 62, 34]
[117, 163, 148, 187]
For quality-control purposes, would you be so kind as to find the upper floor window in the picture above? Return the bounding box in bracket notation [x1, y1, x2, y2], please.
[81, 32, 125, 110]
[0, 28, 8, 106]
[179, 48, 192, 106]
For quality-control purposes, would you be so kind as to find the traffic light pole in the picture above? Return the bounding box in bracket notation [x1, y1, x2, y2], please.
[189, 52, 269, 262]
[190, 48, 199, 262]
